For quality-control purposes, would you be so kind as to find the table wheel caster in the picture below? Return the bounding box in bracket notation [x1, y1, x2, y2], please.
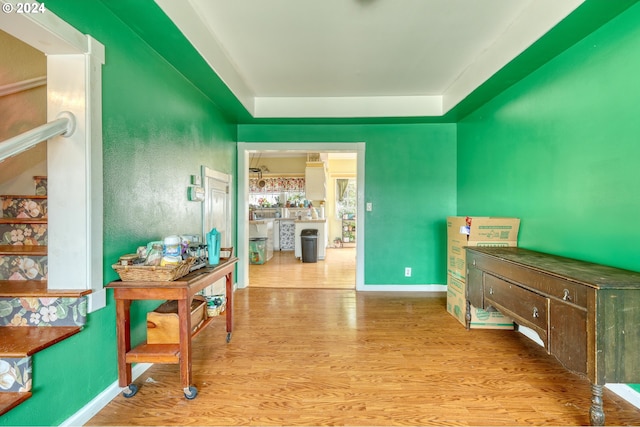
[122, 383, 138, 398]
[184, 386, 198, 400]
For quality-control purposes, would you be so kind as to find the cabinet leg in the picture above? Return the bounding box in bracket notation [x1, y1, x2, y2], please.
[465, 299, 471, 330]
[226, 271, 234, 339]
[589, 383, 605, 426]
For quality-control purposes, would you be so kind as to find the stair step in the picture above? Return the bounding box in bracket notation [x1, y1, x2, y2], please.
[0, 195, 47, 199]
[0, 326, 82, 357]
[0, 245, 47, 256]
[0, 218, 47, 224]
[0, 220, 47, 246]
[0, 392, 31, 417]
[0, 245, 47, 280]
[0, 195, 47, 219]
[0, 280, 90, 297]
[33, 176, 47, 196]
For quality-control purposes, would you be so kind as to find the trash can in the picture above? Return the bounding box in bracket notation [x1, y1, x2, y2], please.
[300, 229, 318, 263]
[249, 237, 267, 264]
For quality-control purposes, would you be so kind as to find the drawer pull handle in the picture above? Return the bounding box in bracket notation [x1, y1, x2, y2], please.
[489, 287, 494, 295]
[473, 259, 476, 266]
[562, 289, 571, 301]
[532, 307, 539, 318]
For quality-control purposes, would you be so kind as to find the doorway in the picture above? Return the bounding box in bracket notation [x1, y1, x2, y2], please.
[237, 142, 365, 290]
[201, 166, 233, 294]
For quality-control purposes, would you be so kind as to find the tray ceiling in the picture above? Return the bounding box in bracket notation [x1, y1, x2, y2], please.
[154, 0, 584, 119]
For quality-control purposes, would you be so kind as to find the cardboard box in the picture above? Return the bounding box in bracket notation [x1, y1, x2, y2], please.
[447, 216, 520, 281]
[446, 216, 520, 329]
[447, 274, 514, 329]
[147, 296, 207, 344]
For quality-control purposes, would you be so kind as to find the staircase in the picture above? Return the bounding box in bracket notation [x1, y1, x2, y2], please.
[0, 176, 89, 415]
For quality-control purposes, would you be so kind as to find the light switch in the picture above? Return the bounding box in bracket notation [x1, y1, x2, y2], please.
[190, 175, 202, 186]
[366, 202, 372, 211]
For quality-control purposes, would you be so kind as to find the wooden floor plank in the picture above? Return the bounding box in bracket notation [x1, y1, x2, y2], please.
[86, 288, 640, 426]
[249, 247, 356, 289]
[0, 326, 82, 357]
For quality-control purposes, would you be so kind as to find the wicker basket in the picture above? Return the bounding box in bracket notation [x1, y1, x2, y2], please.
[112, 257, 196, 282]
[220, 247, 234, 261]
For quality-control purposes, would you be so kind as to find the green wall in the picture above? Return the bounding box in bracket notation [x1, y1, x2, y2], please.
[457, 2, 640, 393]
[0, 1, 236, 425]
[238, 124, 457, 286]
[458, 2, 640, 271]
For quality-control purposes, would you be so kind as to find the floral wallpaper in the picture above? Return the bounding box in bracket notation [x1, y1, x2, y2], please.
[1, 196, 47, 219]
[0, 296, 87, 327]
[34, 176, 47, 196]
[279, 221, 295, 250]
[0, 256, 47, 280]
[0, 222, 47, 246]
[0, 357, 31, 392]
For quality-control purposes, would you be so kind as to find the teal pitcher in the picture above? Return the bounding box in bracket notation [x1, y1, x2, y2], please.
[206, 228, 221, 265]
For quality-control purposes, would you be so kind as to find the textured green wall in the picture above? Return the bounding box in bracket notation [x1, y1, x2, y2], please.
[457, 2, 640, 393]
[458, 2, 640, 271]
[238, 124, 457, 286]
[0, 1, 236, 425]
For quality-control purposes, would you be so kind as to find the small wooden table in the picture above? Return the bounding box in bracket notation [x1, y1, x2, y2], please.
[107, 257, 238, 399]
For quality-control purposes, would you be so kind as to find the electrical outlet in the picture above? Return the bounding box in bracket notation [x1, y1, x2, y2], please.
[366, 202, 373, 211]
[405, 267, 412, 277]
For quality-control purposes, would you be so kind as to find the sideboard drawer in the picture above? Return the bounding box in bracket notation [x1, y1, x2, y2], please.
[484, 274, 548, 337]
[469, 252, 587, 308]
[542, 278, 588, 308]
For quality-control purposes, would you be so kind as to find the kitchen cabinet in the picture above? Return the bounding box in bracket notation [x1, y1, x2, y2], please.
[278, 219, 295, 251]
[294, 219, 327, 260]
[465, 246, 640, 426]
[305, 163, 326, 201]
[273, 219, 280, 250]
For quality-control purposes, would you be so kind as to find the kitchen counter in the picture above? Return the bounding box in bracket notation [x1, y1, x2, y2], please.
[293, 218, 326, 223]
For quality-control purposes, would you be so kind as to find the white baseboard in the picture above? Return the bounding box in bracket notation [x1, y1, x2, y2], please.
[606, 384, 640, 409]
[357, 284, 447, 292]
[87, 289, 106, 313]
[517, 326, 640, 410]
[60, 363, 152, 427]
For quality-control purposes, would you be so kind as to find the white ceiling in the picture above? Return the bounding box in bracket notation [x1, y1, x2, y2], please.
[155, 0, 584, 119]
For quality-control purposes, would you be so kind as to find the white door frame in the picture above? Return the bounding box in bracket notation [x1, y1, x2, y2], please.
[237, 142, 365, 290]
[0, 3, 106, 311]
[201, 166, 233, 247]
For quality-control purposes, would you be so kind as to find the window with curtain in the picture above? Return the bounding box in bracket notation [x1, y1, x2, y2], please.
[335, 178, 356, 219]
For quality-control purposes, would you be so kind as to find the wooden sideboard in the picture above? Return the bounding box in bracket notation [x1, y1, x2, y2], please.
[107, 257, 238, 399]
[465, 247, 640, 426]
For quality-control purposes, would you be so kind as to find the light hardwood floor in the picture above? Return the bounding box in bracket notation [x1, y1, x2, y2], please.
[87, 288, 640, 426]
[249, 247, 356, 289]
